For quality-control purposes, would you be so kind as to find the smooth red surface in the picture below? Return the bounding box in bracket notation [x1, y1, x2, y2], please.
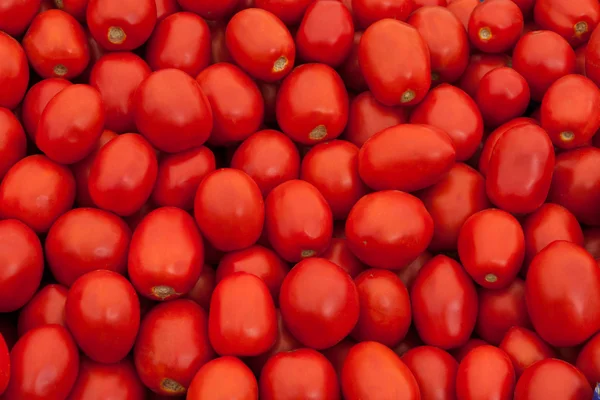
[188, 356, 258, 400]
[500, 326, 556, 377]
[17, 284, 68, 336]
[402, 346, 458, 400]
[514, 359, 592, 400]
[0, 108, 26, 182]
[456, 345, 515, 400]
[21, 78, 72, 139]
[68, 358, 145, 400]
[0, 33, 29, 110]
[468, 0, 524, 53]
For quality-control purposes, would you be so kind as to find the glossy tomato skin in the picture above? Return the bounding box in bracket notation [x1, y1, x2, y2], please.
[280, 258, 359, 349]
[401, 346, 457, 400]
[23, 10, 89, 79]
[17, 284, 67, 336]
[352, 0, 414, 29]
[411, 255, 478, 349]
[90, 52, 151, 133]
[0, 33, 29, 110]
[456, 345, 516, 400]
[576, 332, 600, 386]
[452, 338, 488, 363]
[254, 0, 312, 26]
[458, 53, 511, 98]
[0, 0, 40, 37]
[177, 0, 237, 20]
[68, 358, 145, 400]
[359, 19, 430, 106]
[0, 333, 7, 395]
[514, 359, 592, 400]
[468, 0, 524, 53]
[500, 326, 557, 377]
[187, 356, 258, 400]
[55, 0, 88, 21]
[346, 190, 433, 270]
[476, 67, 530, 128]
[396, 252, 432, 291]
[134, 300, 214, 396]
[587, 25, 600, 86]
[21, 78, 71, 139]
[3, 325, 79, 400]
[0, 155, 76, 233]
[226, 8, 295, 82]
[0, 108, 26, 181]
[129, 207, 204, 301]
[156, 0, 181, 20]
[321, 238, 366, 278]
[447, 0, 478, 30]
[534, 0, 600, 47]
[88, 133, 158, 216]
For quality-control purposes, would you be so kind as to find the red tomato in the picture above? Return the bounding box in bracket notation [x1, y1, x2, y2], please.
[584, 228, 600, 259]
[456, 345, 515, 400]
[21, 78, 71, 139]
[0, 155, 75, 233]
[359, 19, 430, 106]
[500, 326, 557, 377]
[514, 359, 592, 400]
[576, 332, 600, 386]
[90, 52, 151, 133]
[342, 341, 419, 400]
[447, 0, 478, 30]
[411, 255, 478, 349]
[396, 252, 432, 291]
[321, 338, 355, 379]
[280, 258, 359, 349]
[134, 300, 214, 396]
[346, 190, 433, 270]
[188, 356, 258, 400]
[23, 10, 89, 79]
[321, 238, 365, 279]
[226, 8, 295, 82]
[458, 53, 510, 98]
[0, 33, 29, 110]
[468, 0, 524, 53]
[351, 0, 413, 29]
[338, 32, 368, 93]
[0, 333, 7, 395]
[230, 129, 300, 196]
[176, 0, 237, 20]
[68, 358, 145, 400]
[254, 0, 312, 26]
[358, 124, 456, 192]
[186, 266, 216, 310]
[452, 338, 488, 363]
[0, 0, 40, 37]
[156, 0, 180, 20]
[401, 346, 457, 400]
[534, 0, 599, 47]
[196, 63, 264, 146]
[527, 241, 600, 346]
[587, 25, 600, 86]
[17, 284, 67, 336]
[0, 108, 26, 181]
[88, 133, 158, 216]
[476, 67, 530, 128]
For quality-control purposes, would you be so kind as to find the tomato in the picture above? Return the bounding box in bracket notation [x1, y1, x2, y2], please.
[396, 252, 432, 291]
[0, 33, 29, 110]
[447, 0, 478, 30]
[176, 0, 237, 20]
[338, 32, 368, 93]
[514, 359, 592, 400]
[188, 356, 257, 400]
[456, 345, 516, 400]
[587, 25, 600, 86]
[411, 255, 478, 349]
[90, 52, 151, 133]
[17, 284, 67, 337]
[576, 332, 600, 386]
[500, 326, 557, 377]
[534, 0, 599, 47]
[3, 325, 79, 400]
[476, 67, 530, 128]
[320, 238, 365, 279]
[322, 338, 355, 380]
[486, 123, 555, 215]
[346, 190, 433, 270]
[359, 19, 430, 106]
[23, 10, 89, 79]
[186, 266, 216, 310]
[296, 0, 354, 67]
[0, 0, 40, 37]
[468, 0, 523, 53]
[527, 241, 600, 346]
[196, 63, 264, 146]
[68, 358, 145, 400]
[0, 333, 7, 395]
[458, 53, 511, 98]
[230, 129, 300, 196]
[584, 228, 600, 259]
[134, 300, 214, 396]
[343, 91, 408, 148]
[156, 0, 180, 20]
[0, 108, 26, 182]
[401, 346, 457, 400]
[452, 338, 488, 363]
[351, 0, 413, 29]
[342, 341, 419, 400]
[21, 78, 71, 139]
[88, 133, 158, 216]
[253, 0, 310, 25]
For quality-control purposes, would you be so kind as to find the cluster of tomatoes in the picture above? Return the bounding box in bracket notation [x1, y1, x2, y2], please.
[2, 0, 600, 398]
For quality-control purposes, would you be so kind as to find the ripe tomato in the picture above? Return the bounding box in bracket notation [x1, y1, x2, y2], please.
[196, 63, 264, 146]
[411, 255, 478, 349]
[3, 325, 79, 400]
[88, 133, 158, 216]
[351, 0, 413, 29]
[458, 53, 511, 98]
[322, 338, 355, 380]
[188, 356, 258, 400]
[534, 0, 599, 47]
[342, 341, 419, 400]
[321, 238, 366, 278]
[187, 266, 216, 310]
[55, 0, 88, 21]
[456, 345, 516, 400]
[0, 108, 26, 182]
[0, 0, 40, 37]
[176, 0, 237, 20]
[500, 326, 557, 377]
[23, 10, 89, 79]
[476, 67, 530, 128]
[514, 359, 592, 400]
[396, 252, 432, 291]
[21, 78, 71, 139]
[17, 284, 67, 336]
[254, 0, 312, 26]
[447, 0, 478, 30]
[0, 333, 7, 395]
[156, 0, 180, 20]
[468, 0, 524, 53]
[0, 155, 76, 233]
[401, 346, 457, 400]
[280, 258, 359, 349]
[0, 33, 29, 110]
[68, 358, 146, 400]
[452, 338, 488, 363]
[576, 332, 600, 386]
[338, 32, 368, 93]
[134, 300, 214, 396]
[587, 25, 600, 86]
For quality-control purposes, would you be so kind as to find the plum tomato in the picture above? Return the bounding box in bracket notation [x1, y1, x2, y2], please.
[21, 78, 71, 139]
[346, 190, 433, 270]
[351, 0, 413, 29]
[156, 0, 181, 20]
[401, 346, 457, 400]
[576, 332, 600, 386]
[65, 270, 140, 363]
[486, 123, 555, 215]
[0, 333, 7, 395]
[468, 0, 524, 53]
[90, 52, 151, 133]
[23, 10, 89, 79]
[0, 155, 76, 233]
[456, 345, 516, 400]
[514, 359, 592, 400]
[321, 238, 366, 278]
[0, 0, 40, 37]
[476, 67, 530, 128]
[447, 0, 478, 30]
[342, 341, 420, 400]
[226, 8, 295, 82]
[458, 53, 511, 98]
[338, 31, 368, 93]
[129, 207, 204, 301]
[134, 300, 214, 396]
[146, 12, 210, 77]
[254, 0, 312, 26]
[452, 338, 488, 363]
[55, 0, 88, 21]
[396, 252, 432, 291]
[176, 0, 237, 20]
[196, 63, 264, 146]
[411, 255, 478, 349]
[230, 129, 300, 196]
[408, 6, 469, 84]
[260, 349, 340, 400]
[68, 358, 146, 400]
[188, 356, 258, 400]
[359, 19, 430, 106]
[0, 108, 26, 182]
[534, 0, 600, 47]
[279, 258, 359, 349]
[186, 266, 216, 310]
[0, 220, 43, 313]
[358, 124, 456, 192]
[584, 228, 600, 259]
[17, 284, 68, 336]
[151, 146, 216, 210]
[500, 326, 557, 377]
[0, 33, 29, 110]
[587, 25, 600, 86]
[88, 133, 158, 216]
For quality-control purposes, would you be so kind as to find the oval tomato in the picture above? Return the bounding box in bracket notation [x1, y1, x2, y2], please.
[0, 33, 29, 110]
[447, 0, 478, 29]
[534, 0, 599, 47]
[476, 67, 530, 128]
[17, 284, 67, 336]
[351, 0, 413, 29]
[468, 0, 524, 53]
[514, 359, 592, 400]
[254, 0, 312, 26]
[0, 0, 40, 37]
[188, 356, 258, 400]
[500, 326, 557, 377]
[0, 108, 26, 182]
[456, 345, 515, 400]
[21, 78, 72, 139]
[68, 358, 145, 400]
[401, 346, 458, 400]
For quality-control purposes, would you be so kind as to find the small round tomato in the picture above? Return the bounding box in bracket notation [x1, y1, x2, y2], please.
[68, 358, 145, 400]
[396, 252, 432, 291]
[197, 63, 264, 146]
[342, 341, 419, 400]
[88, 133, 158, 216]
[230, 129, 300, 196]
[402, 346, 457, 399]
[468, 0, 524, 53]
[21, 78, 71, 139]
[359, 19, 430, 106]
[17, 284, 67, 336]
[0, 0, 40, 37]
[321, 238, 366, 278]
[176, 0, 237, 20]
[280, 258, 359, 349]
[500, 326, 557, 377]
[134, 300, 214, 396]
[476, 67, 530, 128]
[90, 52, 151, 133]
[0, 108, 26, 182]
[534, 0, 599, 47]
[338, 32, 368, 92]
[447, 0, 478, 30]
[23, 10, 89, 79]
[346, 190, 433, 270]
[576, 332, 600, 386]
[0, 333, 7, 395]
[188, 356, 258, 400]
[411, 255, 478, 349]
[351, 0, 413, 29]
[514, 359, 592, 400]
[458, 53, 511, 98]
[254, 0, 312, 25]
[0, 33, 29, 110]
[0, 155, 75, 233]
[456, 345, 516, 400]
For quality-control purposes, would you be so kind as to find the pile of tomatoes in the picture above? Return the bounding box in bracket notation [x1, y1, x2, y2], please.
[2, 0, 600, 398]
